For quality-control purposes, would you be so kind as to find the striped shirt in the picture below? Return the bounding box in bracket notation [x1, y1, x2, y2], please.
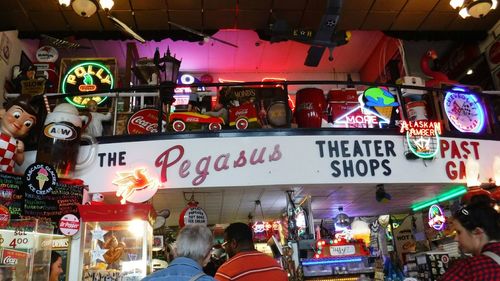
[0, 133, 17, 173]
[215, 251, 288, 281]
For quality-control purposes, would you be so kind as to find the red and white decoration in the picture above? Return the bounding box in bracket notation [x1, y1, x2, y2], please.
[179, 201, 208, 228]
[58, 214, 80, 236]
[0, 205, 10, 228]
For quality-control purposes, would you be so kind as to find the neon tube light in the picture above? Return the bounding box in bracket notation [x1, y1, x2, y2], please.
[411, 186, 467, 211]
[302, 257, 362, 266]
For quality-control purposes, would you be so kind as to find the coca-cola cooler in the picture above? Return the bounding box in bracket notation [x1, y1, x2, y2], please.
[0, 219, 54, 281]
[327, 89, 359, 125]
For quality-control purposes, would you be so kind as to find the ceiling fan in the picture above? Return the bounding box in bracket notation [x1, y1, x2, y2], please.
[41, 34, 91, 49]
[59, 0, 146, 43]
[107, 14, 146, 43]
[168, 21, 238, 48]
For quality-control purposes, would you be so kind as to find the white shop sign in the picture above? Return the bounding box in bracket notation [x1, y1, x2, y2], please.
[20, 135, 500, 194]
[330, 245, 356, 256]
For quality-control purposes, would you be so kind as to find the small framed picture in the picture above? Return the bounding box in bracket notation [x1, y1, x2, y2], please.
[153, 235, 164, 250]
[0, 33, 11, 63]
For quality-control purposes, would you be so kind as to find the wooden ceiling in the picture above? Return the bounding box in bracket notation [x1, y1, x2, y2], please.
[1, 0, 498, 41]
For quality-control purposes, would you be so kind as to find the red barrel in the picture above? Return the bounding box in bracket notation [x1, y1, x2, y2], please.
[406, 100, 428, 121]
[295, 88, 326, 128]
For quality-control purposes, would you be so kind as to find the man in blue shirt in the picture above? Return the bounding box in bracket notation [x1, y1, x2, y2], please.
[142, 225, 216, 281]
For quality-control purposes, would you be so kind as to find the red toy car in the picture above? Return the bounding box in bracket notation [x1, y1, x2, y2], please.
[169, 112, 225, 132]
[229, 102, 258, 130]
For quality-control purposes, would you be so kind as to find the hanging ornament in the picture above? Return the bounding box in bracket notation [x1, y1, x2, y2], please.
[91, 224, 108, 242]
[179, 197, 207, 228]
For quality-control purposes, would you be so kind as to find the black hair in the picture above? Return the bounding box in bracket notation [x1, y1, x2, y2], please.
[50, 251, 61, 266]
[454, 199, 500, 240]
[224, 222, 253, 244]
[6, 94, 38, 116]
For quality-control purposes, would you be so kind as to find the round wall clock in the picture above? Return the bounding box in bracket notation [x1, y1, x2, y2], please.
[443, 87, 485, 133]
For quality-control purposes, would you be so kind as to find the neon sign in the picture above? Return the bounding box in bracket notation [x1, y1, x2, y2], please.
[62, 62, 113, 108]
[252, 221, 272, 234]
[333, 87, 398, 128]
[428, 204, 446, 231]
[112, 168, 159, 204]
[174, 73, 206, 94]
[444, 87, 485, 133]
[400, 120, 442, 159]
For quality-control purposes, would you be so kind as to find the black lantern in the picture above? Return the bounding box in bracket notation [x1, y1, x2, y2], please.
[155, 47, 181, 133]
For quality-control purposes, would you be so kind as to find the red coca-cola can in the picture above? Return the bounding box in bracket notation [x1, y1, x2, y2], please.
[295, 88, 326, 128]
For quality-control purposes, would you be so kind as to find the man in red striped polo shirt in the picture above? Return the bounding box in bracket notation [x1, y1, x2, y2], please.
[215, 222, 288, 281]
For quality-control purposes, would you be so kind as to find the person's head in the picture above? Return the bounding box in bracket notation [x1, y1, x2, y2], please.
[452, 201, 500, 256]
[1, 95, 37, 138]
[175, 225, 213, 266]
[86, 100, 98, 112]
[223, 222, 254, 258]
[49, 251, 63, 281]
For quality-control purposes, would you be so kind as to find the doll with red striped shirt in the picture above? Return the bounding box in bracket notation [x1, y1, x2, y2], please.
[0, 95, 37, 173]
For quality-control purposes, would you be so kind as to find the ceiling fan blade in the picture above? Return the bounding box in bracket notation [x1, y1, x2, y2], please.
[209, 36, 238, 48]
[168, 21, 237, 48]
[41, 34, 91, 49]
[107, 15, 146, 43]
[168, 21, 206, 38]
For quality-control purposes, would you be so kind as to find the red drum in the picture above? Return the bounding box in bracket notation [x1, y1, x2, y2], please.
[406, 101, 428, 121]
[295, 88, 326, 128]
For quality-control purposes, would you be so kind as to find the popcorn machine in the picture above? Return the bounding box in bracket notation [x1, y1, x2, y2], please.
[78, 203, 155, 281]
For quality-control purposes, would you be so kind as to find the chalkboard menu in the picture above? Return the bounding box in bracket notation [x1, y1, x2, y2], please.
[0, 171, 85, 225]
[23, 179, 84, 222]
[0, 172, 24, 219]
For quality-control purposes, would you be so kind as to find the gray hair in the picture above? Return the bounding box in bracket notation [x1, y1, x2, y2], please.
[175, 225, 213, 262]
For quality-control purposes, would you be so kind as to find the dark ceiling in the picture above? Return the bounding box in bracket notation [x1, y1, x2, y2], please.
[1, 0, 498, 42]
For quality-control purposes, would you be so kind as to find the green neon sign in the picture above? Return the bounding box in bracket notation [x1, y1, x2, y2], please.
[406, 132, 440, 159]
[62, 61, 114, 108]
[411, 185, 467, 211]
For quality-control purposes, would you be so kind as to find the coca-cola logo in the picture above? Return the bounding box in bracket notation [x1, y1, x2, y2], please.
[3, 256, 18, 265]
[298, 102, 314, 111]
[235, 109, 249, 116]
[0, 205, 10, 227]
[127, 109, 166, 135]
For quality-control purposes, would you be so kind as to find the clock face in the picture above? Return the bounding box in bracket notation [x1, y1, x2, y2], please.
[444, 89, 485, 133]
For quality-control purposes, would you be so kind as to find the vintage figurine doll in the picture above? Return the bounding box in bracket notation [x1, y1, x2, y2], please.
[0, 95, 37, 173]
[82, 99, 112, 137]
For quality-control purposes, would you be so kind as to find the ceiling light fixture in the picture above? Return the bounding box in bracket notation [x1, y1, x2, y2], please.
[450, 0, 498, 18]
[59, 0, 114, 18]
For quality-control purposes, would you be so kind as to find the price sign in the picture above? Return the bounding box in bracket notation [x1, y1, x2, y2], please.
[0, 229, 35, 249]
[329, 245, 356, 256]
[179, 202, 208, 228]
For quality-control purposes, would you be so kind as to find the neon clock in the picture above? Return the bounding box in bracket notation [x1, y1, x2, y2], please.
[428, 204, 446, 231]
[443, 87, 485, 133]
[62, 62, 114, 108]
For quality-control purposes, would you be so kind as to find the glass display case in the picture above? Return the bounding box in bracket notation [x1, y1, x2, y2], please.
[0, 218, 54, 281]
[300, 239, 374, 280]
[78, 203, 155, 281]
